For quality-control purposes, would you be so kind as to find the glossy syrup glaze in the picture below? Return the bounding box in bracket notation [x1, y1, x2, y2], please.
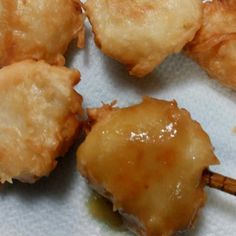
[77, 97, 219, 236]
[87, 192, 124, 230]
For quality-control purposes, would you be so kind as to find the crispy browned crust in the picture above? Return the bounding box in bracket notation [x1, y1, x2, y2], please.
[73, 0, 86, 49]
[185, 0, 236, 90]
[0, 0, 85, 67]
[84, 0, 202, 77]
[83, 101, 117, 133]
[0, 60, 83, 183]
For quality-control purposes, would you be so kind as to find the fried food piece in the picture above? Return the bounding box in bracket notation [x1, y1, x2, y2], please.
[77, 97, 219, 236]
[185, 0, 236, 90]
[0, 0, 84, 67]
[0, 60, 83, 183]
[85, 0, 202, 77]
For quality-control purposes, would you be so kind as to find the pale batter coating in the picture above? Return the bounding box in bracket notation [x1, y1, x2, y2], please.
[0, 0, 84, 67]
[0, 60, 83, 183]
[185, 0, 236, 90]
[77, 97, 219, 236]
[85, 0, 202, 77]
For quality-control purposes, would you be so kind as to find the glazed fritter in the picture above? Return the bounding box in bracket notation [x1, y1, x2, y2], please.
[0, 0, 84, 67]
[85, 0, 202, 77]
[77, 97, 219, 236]
[0, 60, 83, 183]
[185, 0, 236, 90]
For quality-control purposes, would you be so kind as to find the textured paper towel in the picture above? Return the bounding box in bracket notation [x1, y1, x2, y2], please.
[0, 19, 236, 236]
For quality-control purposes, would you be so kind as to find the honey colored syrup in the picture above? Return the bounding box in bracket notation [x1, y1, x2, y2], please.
[87, 192, 124, 231]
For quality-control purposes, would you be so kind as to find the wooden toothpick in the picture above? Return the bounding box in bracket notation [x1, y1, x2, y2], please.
[203, 169, 236, 196]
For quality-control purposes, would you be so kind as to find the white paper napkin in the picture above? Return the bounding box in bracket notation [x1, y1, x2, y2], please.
[0, 19, 235, 236]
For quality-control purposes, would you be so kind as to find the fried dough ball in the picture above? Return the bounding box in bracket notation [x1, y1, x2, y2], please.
[0, 60, 83, 183]
[85, 0, 202, 77]
[77, 97, 219, 236]
[185, 0, 236, 90]
[0, 0, 84, 67]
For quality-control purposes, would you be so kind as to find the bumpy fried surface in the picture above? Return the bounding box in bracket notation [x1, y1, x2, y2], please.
[185, 0, 236, 90]
[0, 0, 84, 67]
[77, 97, 219, 236]
[85, 0, 202, 77]
[0, 60, 83, 183]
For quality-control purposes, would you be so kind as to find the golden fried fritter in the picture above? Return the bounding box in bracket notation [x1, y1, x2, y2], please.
[185, 0, 236, 90]
[85, 0, 202, 77]
[0, 0, 84, 67]
[77, 97, 219, 236]
[0, 60, 83, 183]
